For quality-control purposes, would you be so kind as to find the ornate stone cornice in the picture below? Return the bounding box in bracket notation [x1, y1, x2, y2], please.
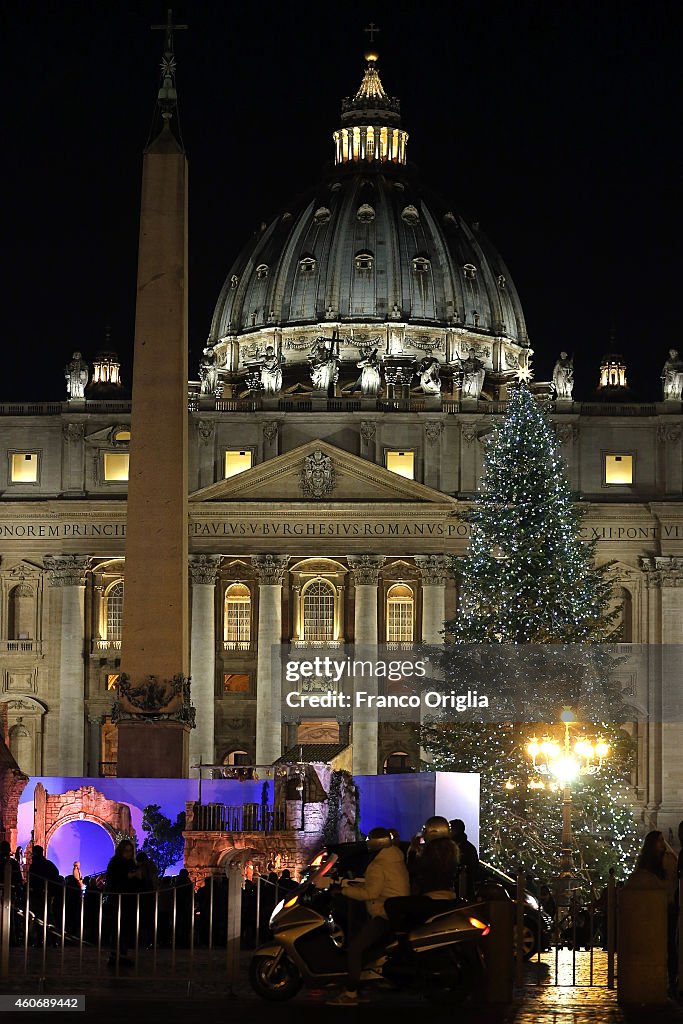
[348, 555, 386, 585]
[189, 555, 221, 585]
[360, 421, 376, 445]
[251, 554, 289, 585]
[196, 419, 215, 445]
[44, 555, 89, 587]
[424, 421, 444, 445]
[62, 422, 85, 442]
[640, 556, 683, 587]
[657, 425, 682, 444]
[555, 424, 579, 445]
[414, 554, 450, 585]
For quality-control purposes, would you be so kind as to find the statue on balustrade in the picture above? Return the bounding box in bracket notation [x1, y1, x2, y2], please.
[661, 348, 683, 401]
[552, 351, 574, 400]
[65, 352, 89, 400]
[199, 344, 219, 395]
[308, 336, 340, 394]
[260, 344, 285, 394]
[456, 347, 485, 399]
[349, 348, 381, 396]
[415, 353, 442, 395]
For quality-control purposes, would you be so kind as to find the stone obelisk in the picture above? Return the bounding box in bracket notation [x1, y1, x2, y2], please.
[116, 15, 193, 777]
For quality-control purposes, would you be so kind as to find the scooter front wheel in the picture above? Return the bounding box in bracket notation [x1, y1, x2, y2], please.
[249, 953, 303, 1002]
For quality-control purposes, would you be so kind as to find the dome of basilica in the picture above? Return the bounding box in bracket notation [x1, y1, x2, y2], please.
[206, 52, 531, 398]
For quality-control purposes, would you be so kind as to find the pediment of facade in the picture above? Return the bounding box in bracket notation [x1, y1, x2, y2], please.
[189, 439, 457, 506]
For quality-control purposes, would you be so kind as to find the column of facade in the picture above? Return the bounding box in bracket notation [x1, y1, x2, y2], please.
[45, 555, 89, 775]
[348, 555, 385, 776]
[641, 557, 683, 832]
[252, 555, 289, 765]
[189, 556, 222, 771]
[415, 555, 449, 766]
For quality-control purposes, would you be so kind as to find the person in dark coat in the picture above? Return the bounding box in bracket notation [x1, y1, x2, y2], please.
[449, 819, 480, 898]
[105, 840, 142, 965]
[27, 845, 59, 945]
[173, 869, 193, 948]
[0, 841, 24, 943]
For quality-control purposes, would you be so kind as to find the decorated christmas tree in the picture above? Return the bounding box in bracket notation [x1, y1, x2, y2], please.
[422, 386, 640, 885]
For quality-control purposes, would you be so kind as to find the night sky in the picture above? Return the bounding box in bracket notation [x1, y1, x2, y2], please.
[4, 1, 681, 402]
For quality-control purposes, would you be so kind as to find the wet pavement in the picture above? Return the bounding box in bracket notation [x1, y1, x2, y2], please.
[2, 950, 683, 1023]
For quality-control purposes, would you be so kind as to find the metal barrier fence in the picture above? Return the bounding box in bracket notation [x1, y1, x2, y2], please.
[0, 860, 244, 986]
[515, 872, 617, 989]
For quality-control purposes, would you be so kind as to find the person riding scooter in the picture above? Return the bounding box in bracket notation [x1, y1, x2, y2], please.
[385, 815, 460, 933]
[326, 826, 409, 1006]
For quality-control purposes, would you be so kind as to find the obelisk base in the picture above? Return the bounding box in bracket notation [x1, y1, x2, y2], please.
[117, 720, 190, 778]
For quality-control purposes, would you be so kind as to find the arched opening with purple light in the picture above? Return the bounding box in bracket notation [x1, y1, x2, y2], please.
[46, 819, 115, 879]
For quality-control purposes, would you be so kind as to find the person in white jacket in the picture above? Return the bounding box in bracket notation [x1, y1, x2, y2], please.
[327, 827, 409, 1006]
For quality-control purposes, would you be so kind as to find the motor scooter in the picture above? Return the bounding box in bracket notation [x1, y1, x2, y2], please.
[249, 851, 491, 1003]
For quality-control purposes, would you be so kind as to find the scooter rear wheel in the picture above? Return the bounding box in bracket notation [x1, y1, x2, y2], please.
[249, 953, 303, 1002]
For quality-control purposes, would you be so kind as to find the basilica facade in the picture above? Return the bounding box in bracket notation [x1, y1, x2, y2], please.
[1, 47, 682, 832]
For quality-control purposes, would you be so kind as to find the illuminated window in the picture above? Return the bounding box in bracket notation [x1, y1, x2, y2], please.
[224, 450, 252, 478]
[387, 584, 414, 642]
[604, 454, 634, 485]
[303, 579, 335, 643]
[107, 581, 124, 642]
[463, 263, 477, 280]
[224, 584, 251, 645]
[355, 251, 374, 272]
[256, 264, 269, 281]
[112, 427, 131, 442]
[103, 452, 129, 481]
[10, 452, 39, 483]
[385, 450, 415, 480]
[107, 674, 120, 690]
[223, 674, 250, 694]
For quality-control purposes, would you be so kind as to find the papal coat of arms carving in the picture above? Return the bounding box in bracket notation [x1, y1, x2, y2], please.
[300, 449, 336, 499]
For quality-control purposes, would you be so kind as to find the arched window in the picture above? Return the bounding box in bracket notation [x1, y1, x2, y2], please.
[106, 581, 124, 643]
[224, 583, 251, 647]
[463, 263, 477, 280]
[387, 584, 414, 643]
[303, 579, 335, 643]
[255, 264, 269, 281]
[8, 584, 33, 640]
[356, 203, 375, 223]
[384, 751, 413, 774]
[223, 750, 251, 767]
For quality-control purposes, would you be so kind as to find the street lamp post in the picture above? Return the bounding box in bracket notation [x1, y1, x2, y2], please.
[524, 708, 611, 896]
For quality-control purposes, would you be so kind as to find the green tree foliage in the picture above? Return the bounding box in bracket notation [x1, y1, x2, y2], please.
[422, 386, 640, 885]
[140, 804, 186, 877]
